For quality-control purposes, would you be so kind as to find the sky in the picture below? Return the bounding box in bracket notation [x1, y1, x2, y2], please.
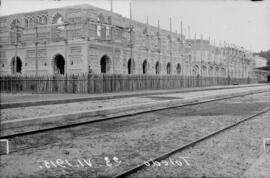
[0, 0, 269, 52]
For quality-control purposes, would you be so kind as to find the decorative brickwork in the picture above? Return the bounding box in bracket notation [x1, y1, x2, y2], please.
[0, 4, 255, 78]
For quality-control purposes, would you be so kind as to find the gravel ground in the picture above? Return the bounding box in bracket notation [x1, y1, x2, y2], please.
[0, 91, 269, 178]
[1, 86, 268, 121]
[243, 151, 270, 177]
[0, 97, 156, 121]
[130, 111, 270, 178]
[0, 84, 259, 104]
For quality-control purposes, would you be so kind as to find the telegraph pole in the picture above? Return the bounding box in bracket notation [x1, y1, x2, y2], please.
[110, 0, 115, 74]
[146, 16, 149, 73]
[169, 17, 172, 73]
[35, 22, 38, 76]
[14, 25, 18, 75]
[64, 22, 68, 75]
[111, 18, 115, 74]
[200, 34, 203, 77]
[129, 1, 133, 73]
[86, 18, 90, 73]
[158, 19, 161, 74]
[11, 22, 23, 75]
[110, 0, 113, 12]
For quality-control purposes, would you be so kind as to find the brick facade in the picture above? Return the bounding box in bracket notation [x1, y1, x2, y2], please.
[0, 4, 255, 78]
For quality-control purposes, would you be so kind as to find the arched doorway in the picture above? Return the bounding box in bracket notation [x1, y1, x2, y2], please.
[176, 63, 181, 74]
[54, 54, 65, 75]
[100, 55, 111, 73]
[155, 61, 160, 74]
[166, 62, 171, 74]
[11, 56, 22, 74]
[127, 58, 135, 74]
[142, 59, 148, 74]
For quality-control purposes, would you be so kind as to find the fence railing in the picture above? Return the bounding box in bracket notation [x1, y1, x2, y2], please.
[0, 74, 256, 93]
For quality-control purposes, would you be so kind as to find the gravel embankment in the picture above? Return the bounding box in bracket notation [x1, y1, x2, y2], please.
[1, 86, 269, 121]
[0, 92, 269, 177]
[131, 107, 270, 178]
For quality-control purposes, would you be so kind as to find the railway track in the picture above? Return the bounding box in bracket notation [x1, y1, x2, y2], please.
[0, 89, 268, 155]
[1, 87, 268, 140]
[0, 88, 269, 178]
[112, 108, 270, 178]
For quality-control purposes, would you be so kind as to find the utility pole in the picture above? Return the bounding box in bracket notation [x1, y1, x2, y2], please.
[14, 25, 18, 75]
[110, 0, 113, 12]
[146, 16, 149, 73]
[86, 18, 90, 73]
[129, 1, 133, 73]
[11, 21, 23, 75]
[111, 16, 115, 74]
[180, 21, 183, 42]
[158, 19, 160, 74]
[110, 0, 115, 73]
[200, 34, 203, 77]
[35, 22, 38, 76]
[64, 22, 68, 74]
[169, 17, 172, 74]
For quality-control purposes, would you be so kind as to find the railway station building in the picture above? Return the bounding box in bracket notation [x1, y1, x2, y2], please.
[0, 4, 256, 79]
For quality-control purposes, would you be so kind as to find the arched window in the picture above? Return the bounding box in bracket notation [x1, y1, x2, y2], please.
[176, 63, 181, 74]
[52, 13, 64, 24]
[97, 18, 101, 37]
[100, 55, 111, 73]
[108, 16, 112, 24]
[38, 16, 42, 24]
[142, 59, 148, 74]
[155, 61, 160, 74]
[24, 19, 28, 28]
[127, 58, 135, 74]
[106, 26, 110, 38]
[43, 16, 47, 24]
[28, 18, 33, 28]
[166, 62, 171, 74]
[11, 19, 20, 30]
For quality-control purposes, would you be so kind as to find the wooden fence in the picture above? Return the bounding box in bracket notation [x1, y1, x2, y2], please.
[0, 74, 255, 93]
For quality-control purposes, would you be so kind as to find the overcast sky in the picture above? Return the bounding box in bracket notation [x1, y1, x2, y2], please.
[0, 0, 269, 52]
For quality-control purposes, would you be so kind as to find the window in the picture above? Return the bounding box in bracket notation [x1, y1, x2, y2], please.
[43, 16, 47, 24]
[25, 19, 28, 28]
[106, 26, 110, 38]
[52, 13, 64, 24]
[97, 18, 101, 37]
[38, 16, 42, 24]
